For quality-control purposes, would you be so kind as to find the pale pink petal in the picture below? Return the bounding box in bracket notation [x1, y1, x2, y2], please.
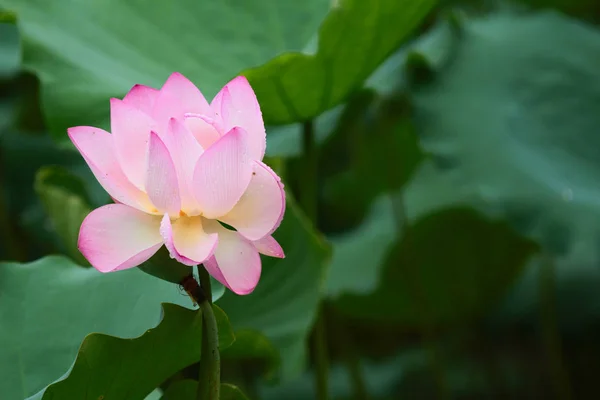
[203, 256, 227, 287]
[151, 72, 213, 134]
[123, 84, 159, 115]
[219, 161, 285, 241]
[164, 118, 203, 213]
[203, 222, 261, 295]
[68, 126, 154, 212]
[205, 92, 226, 135]
[161, 72, 211, 114]
[211, 76, 265, 161]
[110, 98, 157, 190]
[252, 235, 285, 258]
[160, 214, 218, 266]
[193, 127, 253, 219]
[78, 204, 163, 272]
[184, 114, 222, 150]
[146, 132, 181, 215]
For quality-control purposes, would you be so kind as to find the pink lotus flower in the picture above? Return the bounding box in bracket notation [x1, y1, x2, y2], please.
[69, 73, 285, 295]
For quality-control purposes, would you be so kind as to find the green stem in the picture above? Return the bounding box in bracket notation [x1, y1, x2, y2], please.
[0, 147, 26, 262]
[314, 308, 329, 400]
[196, 266, 220, 400]
[300, 119, 329, 399]
[198, 266, 213, 305]
[539, 254, 572, 400]
[301, 120, 318, 223]
[380, 99, 449, 399]
[389, 192, 449, 400]
[329, 305, 370, 400]
[345, 355, 369, 400]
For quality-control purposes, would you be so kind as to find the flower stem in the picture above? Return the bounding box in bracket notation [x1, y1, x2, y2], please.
[314, 308, 330, 400]
[301, 119, 318, 223]
[196, 265, 220, 400]
[379, 96, 449, 399]
[389, 189, 450, 400]
[539, 254, 572, 400]
[0, 148, 27, 261]
[328, 304, 370, 400]
[301, 119, 329, 400]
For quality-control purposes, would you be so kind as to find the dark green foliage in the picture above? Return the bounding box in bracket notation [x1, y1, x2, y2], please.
[2, 0, 600, 399]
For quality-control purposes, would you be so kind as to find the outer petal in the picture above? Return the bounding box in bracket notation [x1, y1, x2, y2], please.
[252, 235, 285, 258]
[123, 84, 159, 115]
[78, 204, 163, 272]
[164, 118, 203, 213]
[219, 160, 285, 240]
[203, 222, 261, 295]
[110, 98, 157, 190]
[146, 132, 181, 215]
[160, 214, 218, 266]
[68, 126, 153, 212]
[151, 72, 213, 134]
[211, 76, 266, 161]
[184, 114, 222, 150]
[193, 127, 253, 219]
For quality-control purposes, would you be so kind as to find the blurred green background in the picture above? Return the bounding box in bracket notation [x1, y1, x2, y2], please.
[2, 0, 600, 399]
